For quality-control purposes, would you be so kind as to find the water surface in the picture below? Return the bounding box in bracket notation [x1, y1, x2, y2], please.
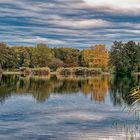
[0, 74, 140, 140]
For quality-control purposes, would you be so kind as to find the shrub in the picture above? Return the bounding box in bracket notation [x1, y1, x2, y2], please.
[57, 67, 102, 76]
[20, 67, 50, 75]
[32, 67, 50, 75]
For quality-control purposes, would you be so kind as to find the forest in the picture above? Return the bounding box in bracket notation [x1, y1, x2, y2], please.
[0, 41, 140, 74]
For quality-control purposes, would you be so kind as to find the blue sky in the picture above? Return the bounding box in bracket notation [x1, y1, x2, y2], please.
[0, 0, 140, 49]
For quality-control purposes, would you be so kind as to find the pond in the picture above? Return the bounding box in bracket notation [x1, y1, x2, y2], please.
[0, 74, 140, 140]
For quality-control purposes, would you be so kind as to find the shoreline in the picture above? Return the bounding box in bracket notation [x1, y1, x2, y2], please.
[2, 71, 140, 76]
[1, 71, 111, 76]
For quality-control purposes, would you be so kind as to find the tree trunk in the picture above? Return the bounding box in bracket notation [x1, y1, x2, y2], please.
[0, 63, 2, 73]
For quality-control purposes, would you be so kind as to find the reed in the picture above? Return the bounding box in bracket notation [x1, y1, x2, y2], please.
[128, 86, 140, 104]
[56, 67, 102, 76]
[20, 67, 50, 76]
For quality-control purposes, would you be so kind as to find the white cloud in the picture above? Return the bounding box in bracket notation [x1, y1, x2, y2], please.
[17, 36, 65, 45]
[83, 0, 140, 14]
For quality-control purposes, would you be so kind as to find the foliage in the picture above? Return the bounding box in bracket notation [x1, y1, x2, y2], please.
[81, 44, 109, 70]
[110, 41, 140, 73]
[48, 58, 64, 71]
[32, 44, 54, 68]
[53, 47, 80, 67]
[1, 41, 140, 73]
[11, 46, 33, 68]
[0, 43, 17, 69]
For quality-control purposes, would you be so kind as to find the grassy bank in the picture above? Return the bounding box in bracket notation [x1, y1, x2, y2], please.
[1, 67, 110, 76]
[2, 71, 20, 75]
[3, 68, 140, 77]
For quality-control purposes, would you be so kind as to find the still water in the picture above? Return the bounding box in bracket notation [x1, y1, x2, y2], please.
[0, 74, 140, 140]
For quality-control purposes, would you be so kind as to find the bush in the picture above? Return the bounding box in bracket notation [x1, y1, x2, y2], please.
[57, 67, 102, 76]
[20, 67, 50, 75]
[32, 67, 50, 75]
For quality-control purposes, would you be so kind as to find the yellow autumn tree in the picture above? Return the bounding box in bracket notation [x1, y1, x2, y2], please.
[81, 44, 109, 69]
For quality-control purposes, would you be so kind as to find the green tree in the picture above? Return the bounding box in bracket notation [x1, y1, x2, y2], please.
[124, 41, 140, 72]
[0, 43, 17, 69]
[12, 46, 33, 68]
[110, 41, 140, 73]
[32, 44, 54, 67]
[110, 41, 126, 73]
[0, 43, 9, 68]
[53, 47, 80, 67]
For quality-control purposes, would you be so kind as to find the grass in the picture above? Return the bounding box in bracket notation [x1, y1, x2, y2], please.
[128, 86, 140, 104]
[2, 71, 20, 75]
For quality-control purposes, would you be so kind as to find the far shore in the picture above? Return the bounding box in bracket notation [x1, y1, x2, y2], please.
[132, 72, 140, 75]
[1, 71, 110, 76]
[0, 70, 140, 77]
[2, 71, 140, 76]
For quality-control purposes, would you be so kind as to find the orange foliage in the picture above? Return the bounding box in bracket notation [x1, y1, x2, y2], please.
[82, 44, 109, 69]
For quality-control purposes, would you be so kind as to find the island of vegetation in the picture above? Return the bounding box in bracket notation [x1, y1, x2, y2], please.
[0, 41, 140, 76]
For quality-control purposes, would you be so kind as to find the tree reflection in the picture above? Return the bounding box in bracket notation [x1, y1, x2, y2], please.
[81, 76, 109, 103]
[0, 75, 110, 103]
[0, 74, 140, 106]
[110, 74, 140, 106]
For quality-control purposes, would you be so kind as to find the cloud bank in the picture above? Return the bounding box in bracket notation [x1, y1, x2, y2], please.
[0, 0, 140, 48]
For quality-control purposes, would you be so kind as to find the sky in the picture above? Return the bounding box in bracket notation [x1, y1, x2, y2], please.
[0, 0, 140, 49]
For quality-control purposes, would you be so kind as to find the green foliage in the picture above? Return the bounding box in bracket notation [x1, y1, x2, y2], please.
[11, 46, 33, 68]
[0, 43, 8, 66]
[110, 41, 140, 73]
[32, 44, 54, 67]
[0, 43, 17, 69]
[53, 47, 80, 67]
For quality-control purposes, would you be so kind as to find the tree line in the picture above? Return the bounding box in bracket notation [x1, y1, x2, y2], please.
[0, 41, 140, 73]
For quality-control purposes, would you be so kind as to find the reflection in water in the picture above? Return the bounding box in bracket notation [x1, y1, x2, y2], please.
[110, 75, 140, 106]
[81, 76, 109, 102]
[1, 74, 140, 105]
[0, 75, 110, 103]
[109, 75, 140, 140]
[0, 74, 140, 139]
[113, 119, 140, 140]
